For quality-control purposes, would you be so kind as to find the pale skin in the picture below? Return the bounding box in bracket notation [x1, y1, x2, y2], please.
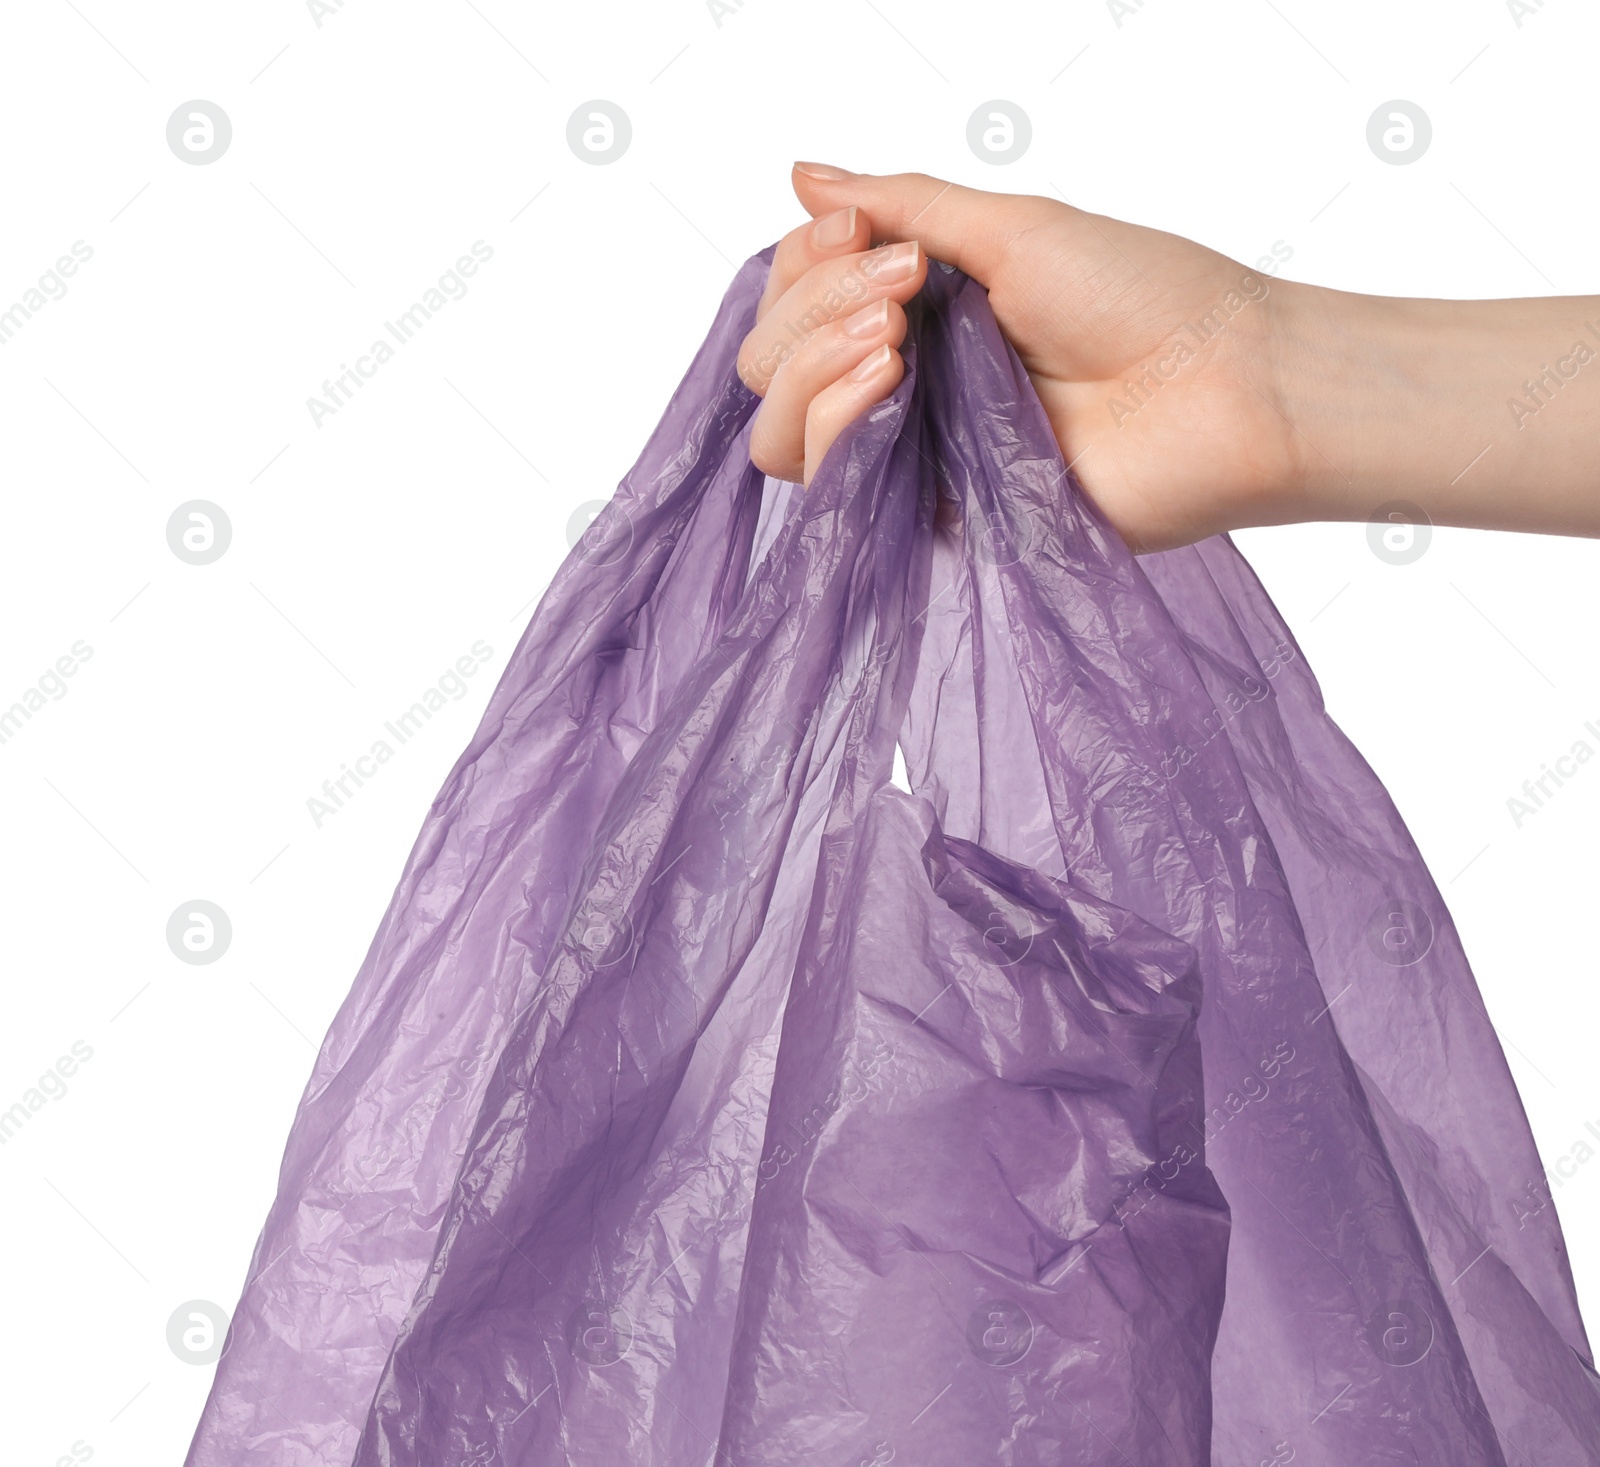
[739, 162, 1600, 554]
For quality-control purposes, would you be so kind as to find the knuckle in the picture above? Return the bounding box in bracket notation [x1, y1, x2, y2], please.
[736, 350, 770, 397]
[748, 436, 780, 478]
[748, 422, 799, 483]
[794, 326, 851, 376]
[805, 395, 840, 436]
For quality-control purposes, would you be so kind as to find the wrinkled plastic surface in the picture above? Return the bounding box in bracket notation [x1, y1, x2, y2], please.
[186, 245, 1600, 1466]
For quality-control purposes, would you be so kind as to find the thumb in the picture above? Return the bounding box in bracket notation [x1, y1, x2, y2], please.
[789, 163, 1049, 285]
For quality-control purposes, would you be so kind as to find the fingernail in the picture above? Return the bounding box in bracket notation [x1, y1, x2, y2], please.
[862, 240, 919, 283]
[811, 205, 858, 250]
[841, 299, 889, 338]
[848, 343, 893, 383]
[794, 161, 854, 181]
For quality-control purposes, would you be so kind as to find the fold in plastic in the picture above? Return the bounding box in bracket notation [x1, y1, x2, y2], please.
[185, 245, 1600, 1466]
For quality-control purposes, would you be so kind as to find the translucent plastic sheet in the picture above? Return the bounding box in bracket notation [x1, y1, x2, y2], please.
[185, 245, 1600, 1465]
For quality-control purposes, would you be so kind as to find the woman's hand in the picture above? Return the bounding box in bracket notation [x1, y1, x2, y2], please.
[746, 162, 1600, 553]
[741, 163, 1304, 553]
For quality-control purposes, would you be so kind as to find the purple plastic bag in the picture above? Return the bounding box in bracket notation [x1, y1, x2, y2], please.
[186, 244, 1600, 1465]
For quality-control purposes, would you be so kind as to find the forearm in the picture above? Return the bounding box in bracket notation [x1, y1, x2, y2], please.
[1265, 281, 1600, 537]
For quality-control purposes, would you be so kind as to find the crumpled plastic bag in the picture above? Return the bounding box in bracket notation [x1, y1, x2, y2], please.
[185, 243, 1600, 1466]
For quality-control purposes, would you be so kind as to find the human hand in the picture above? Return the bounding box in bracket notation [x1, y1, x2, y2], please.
[745, 162, 1303, 553]
[758, 163, 1600, 552]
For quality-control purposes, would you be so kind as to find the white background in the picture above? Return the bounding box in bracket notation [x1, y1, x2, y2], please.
[3, 1, 1598, 1461]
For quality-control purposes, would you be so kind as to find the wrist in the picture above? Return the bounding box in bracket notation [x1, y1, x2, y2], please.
[1256, 278, 1416, 528]
[1262, 278, 1600, 538]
